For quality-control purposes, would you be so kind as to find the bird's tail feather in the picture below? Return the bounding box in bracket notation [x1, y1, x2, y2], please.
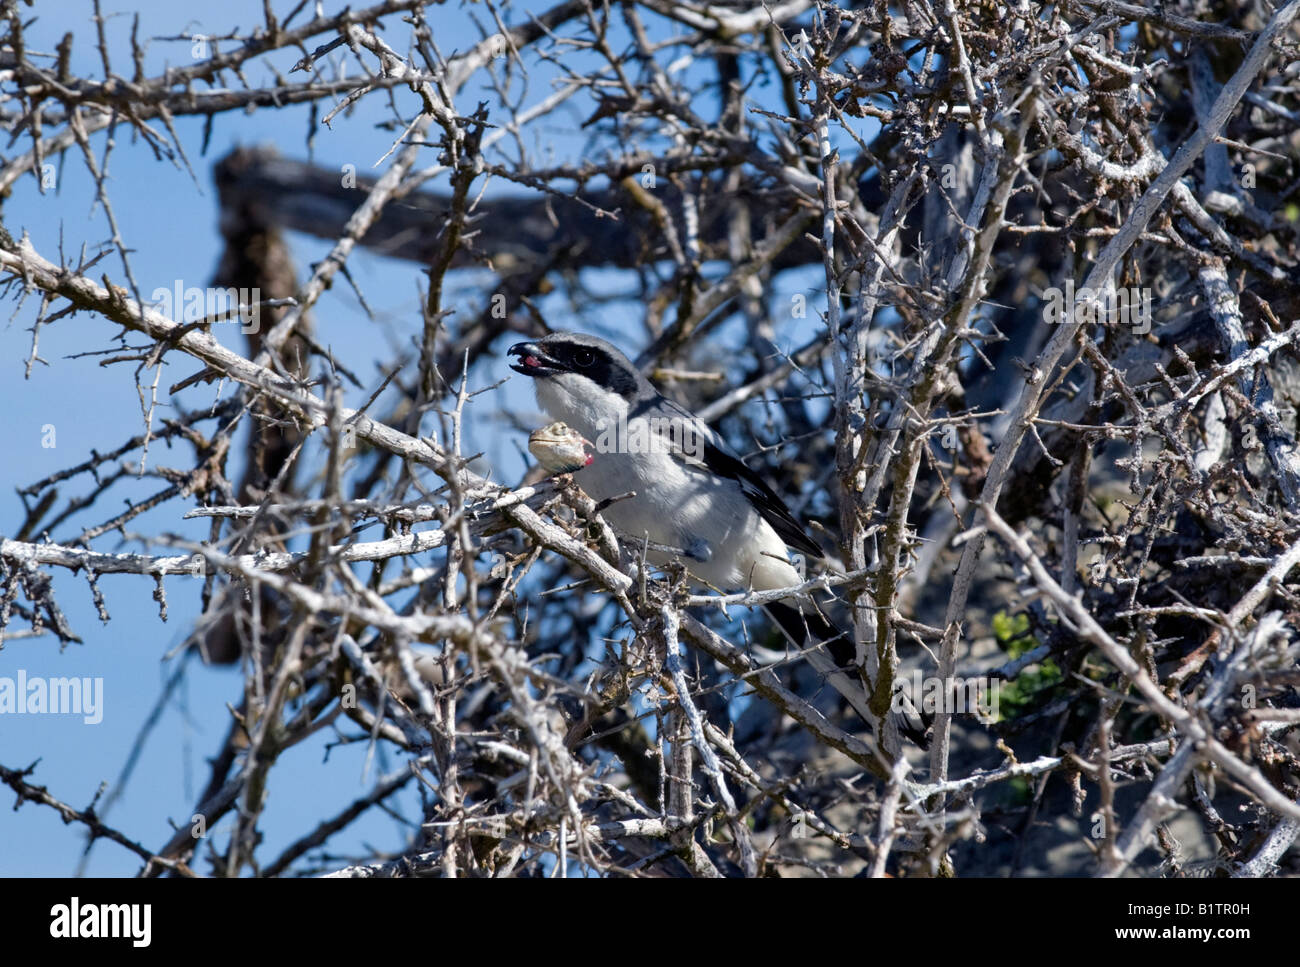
[764, 601, 930, 749]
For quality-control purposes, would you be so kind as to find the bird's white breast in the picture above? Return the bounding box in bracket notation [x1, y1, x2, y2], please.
[533, 374, 797, 591]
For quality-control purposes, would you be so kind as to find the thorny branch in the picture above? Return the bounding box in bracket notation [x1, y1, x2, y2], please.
[2, 0, 1300, 878]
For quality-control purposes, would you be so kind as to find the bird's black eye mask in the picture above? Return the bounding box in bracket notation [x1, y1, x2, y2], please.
[509, 340, 640, 398]
[567, 344, 640, 397]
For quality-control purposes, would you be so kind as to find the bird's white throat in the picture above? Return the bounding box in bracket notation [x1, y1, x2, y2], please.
[533, 372, 627, 441]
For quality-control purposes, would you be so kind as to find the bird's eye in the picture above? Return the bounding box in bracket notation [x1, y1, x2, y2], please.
[573, 349, 595, 368]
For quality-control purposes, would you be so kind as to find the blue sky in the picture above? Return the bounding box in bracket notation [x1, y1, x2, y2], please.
[0, 0, 546, 877]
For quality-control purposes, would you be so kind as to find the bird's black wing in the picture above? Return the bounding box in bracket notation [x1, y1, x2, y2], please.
[638, 395, 824, 561]
[695, 439, 824, 560]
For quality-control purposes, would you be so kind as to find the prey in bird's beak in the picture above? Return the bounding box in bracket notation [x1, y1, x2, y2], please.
[528, 421, 593, 475]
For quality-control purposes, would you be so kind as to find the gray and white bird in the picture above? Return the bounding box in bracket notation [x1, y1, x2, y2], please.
[508, 331, 927, 749]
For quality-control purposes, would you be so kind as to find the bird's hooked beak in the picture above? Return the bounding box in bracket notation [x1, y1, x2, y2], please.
[508, 341, 562, 377]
